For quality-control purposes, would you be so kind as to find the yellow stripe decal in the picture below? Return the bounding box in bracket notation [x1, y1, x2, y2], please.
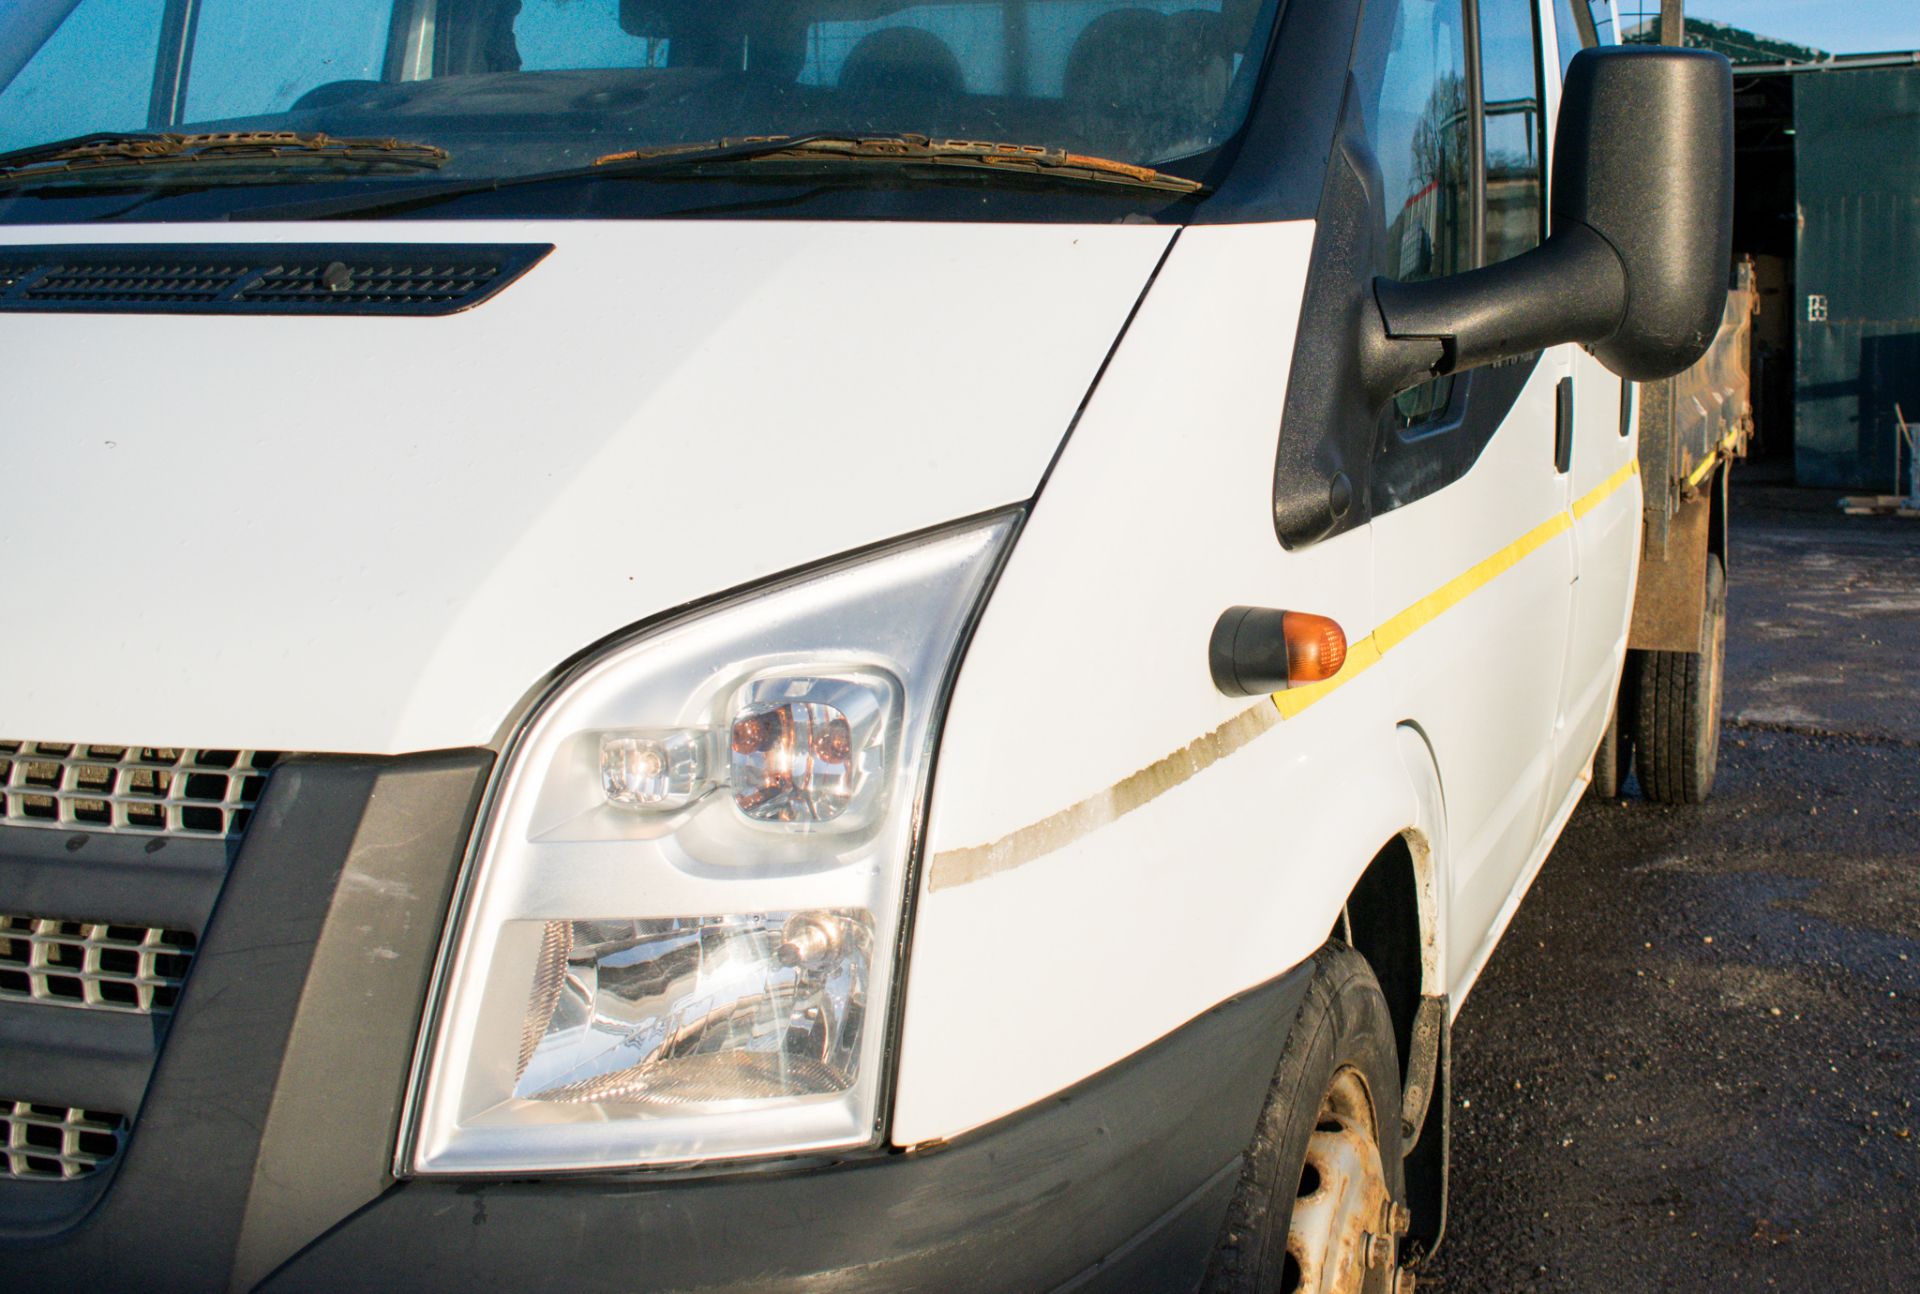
[1275, 458, 1639, 719]
[926, 456, 1644, 889]
[1575, 457, 1641, 520]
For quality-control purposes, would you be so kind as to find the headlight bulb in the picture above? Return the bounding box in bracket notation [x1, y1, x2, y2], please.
[599, 730, 712, 809]
[728, 673, 893, 829]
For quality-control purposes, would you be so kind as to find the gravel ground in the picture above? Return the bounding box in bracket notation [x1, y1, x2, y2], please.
[1421, 479, 1920, 1290]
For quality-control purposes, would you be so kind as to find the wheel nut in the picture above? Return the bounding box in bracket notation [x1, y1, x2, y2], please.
[1365, 1232, 1394, 1269]
[1394, 1271, 1418, 1294]
[1390, 1202, 1412, 1235]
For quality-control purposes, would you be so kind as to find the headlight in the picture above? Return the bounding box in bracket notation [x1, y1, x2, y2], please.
[405, 515, 1014, 1174]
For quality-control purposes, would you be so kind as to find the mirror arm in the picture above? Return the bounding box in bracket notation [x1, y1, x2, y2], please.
[1364, 222, 1628, 402]
[1356, 302, 1449, 411]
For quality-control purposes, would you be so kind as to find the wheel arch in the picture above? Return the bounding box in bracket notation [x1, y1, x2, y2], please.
[1364, 722, 1448, 1001]
[1323, 720, 1450, 1116]
[1339, 723, 1453, 1263]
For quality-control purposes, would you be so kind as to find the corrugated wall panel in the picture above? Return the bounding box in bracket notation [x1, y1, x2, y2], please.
[1794, 68, 1920, 490]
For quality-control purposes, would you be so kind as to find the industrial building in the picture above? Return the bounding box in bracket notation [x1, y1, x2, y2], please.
[1626, 3, 1920, 492]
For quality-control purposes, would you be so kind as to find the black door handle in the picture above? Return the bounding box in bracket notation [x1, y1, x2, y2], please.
[1554, 375, 1575, 475]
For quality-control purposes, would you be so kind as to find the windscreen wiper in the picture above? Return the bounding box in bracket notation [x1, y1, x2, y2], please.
[0, 131, 449, 186]
[596, 134, 1208, 193]
[240, 133, 1202, 222]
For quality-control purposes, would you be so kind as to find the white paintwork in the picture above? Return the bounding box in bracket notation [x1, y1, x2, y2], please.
[896, 253, 1628, 1136]
[894, 221, 1414, 1141]
[1370, 358, 1574, 998]
[1395, 722, 1452, 1002]
[5, 0, 1657, 1168]
[1544, 0, 1646, 801]
[894, 7, 1651, 1137]
[0, 219, 1171, 754]
[1452, 746, 1593, 1007]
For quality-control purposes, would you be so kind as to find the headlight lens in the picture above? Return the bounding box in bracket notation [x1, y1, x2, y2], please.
[407, 516, 1013, 1174]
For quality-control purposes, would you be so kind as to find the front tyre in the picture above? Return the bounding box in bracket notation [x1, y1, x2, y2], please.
[1205, 944, 1409, 1294]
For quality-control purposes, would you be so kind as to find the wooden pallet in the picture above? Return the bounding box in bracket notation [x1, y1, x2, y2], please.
[1839, 495, 1920, 517]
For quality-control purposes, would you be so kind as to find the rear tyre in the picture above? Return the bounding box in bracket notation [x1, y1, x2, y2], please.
[1633, 556, 1727, 804]
[1205, 944, 1408, 1294]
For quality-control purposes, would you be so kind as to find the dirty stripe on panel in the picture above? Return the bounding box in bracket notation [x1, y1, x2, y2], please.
[926, 459, 1641, 890]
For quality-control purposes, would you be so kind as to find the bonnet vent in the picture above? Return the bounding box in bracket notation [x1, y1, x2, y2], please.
[0, 243, 550, 316]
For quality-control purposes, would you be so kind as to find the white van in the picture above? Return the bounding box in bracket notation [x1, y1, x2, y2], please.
[0, 1, 1732, 1289]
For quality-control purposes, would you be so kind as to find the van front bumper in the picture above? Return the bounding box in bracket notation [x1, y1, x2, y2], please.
[1, 753, 1309, 1293]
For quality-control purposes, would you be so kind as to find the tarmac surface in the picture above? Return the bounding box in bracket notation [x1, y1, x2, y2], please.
[1422, 477, 1920, 1290]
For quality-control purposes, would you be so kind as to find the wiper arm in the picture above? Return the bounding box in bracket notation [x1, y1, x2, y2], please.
[241, 133, 1200, 222]
[0, 131, 449, 186]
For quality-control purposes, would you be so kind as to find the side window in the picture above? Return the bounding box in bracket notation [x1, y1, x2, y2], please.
[1585, 0, 1616, 45]
[184, 0, 393, 121]
[0, 0, 169, 152]
[516, 0, 669, 71]
[1479, 0, 1547, 267]
[1552, 0, 1596, 76]
[1354, 0, 1472, 427]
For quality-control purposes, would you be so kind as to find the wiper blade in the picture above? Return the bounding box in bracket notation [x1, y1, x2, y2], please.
[241, 132, 1200, 222]
[240, 134, 842, 221]
[0, 131, 449, 186]
[596, 133, 1207, 194]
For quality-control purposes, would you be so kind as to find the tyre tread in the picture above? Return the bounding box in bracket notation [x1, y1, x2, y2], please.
[1204, 943, 1404, 1293]
[1633, 559, 1725, 805]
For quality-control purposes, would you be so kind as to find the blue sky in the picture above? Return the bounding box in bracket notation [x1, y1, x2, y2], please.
[1674, 1, 1920, 53]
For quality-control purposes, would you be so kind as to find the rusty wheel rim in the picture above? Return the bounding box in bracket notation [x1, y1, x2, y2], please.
[1282, 1067, 1399, 1293]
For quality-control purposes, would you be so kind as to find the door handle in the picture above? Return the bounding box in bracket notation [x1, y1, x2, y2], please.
[1554, 375, 1575, 475]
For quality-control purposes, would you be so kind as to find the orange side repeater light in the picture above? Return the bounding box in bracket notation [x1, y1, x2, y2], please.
[1208, 606, 1350, 697]
[1281, 611, 1347, 685]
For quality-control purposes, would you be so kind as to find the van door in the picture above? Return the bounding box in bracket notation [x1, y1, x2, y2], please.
[1544, 2, 1643, 803]
[1355, 0, 1574, 992]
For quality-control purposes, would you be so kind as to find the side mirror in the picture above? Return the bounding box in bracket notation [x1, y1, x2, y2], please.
[1366, 46, 1734, 398]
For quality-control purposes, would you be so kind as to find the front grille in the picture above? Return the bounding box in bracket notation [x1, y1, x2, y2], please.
[0, 738, 278, 1209]
[2, 1101, 127, 1181]
[0, 742, 278, 838]
[0, 243, 551, 316]
[241, 260, 501, 306]
[0, 914, 197, 1014]
[23, 261, 242, 304]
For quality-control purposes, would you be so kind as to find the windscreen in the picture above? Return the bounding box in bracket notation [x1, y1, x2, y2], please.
[0, 0, 1281, 178]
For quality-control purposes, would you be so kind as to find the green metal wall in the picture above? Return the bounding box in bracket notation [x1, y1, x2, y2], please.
[1794, 67, 1920, 491]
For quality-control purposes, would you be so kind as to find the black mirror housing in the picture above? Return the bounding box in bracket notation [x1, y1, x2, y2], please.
[1554, 47, 1736, 378]
[1370, 46, 1734, 391]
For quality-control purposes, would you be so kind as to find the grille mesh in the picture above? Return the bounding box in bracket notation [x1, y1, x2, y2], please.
[24, 261, 245, 303]
[0, 742, 278, 838]
[3, 1101, 127, 1181]
[0, 914, 197, 1014]
[241, 260, 500, 305]
[0, 243, 550, 315]
[18, 259, 497, 307]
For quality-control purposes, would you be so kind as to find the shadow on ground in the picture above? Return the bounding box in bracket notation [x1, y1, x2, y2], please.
[1422, 480, 1920, 1290]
